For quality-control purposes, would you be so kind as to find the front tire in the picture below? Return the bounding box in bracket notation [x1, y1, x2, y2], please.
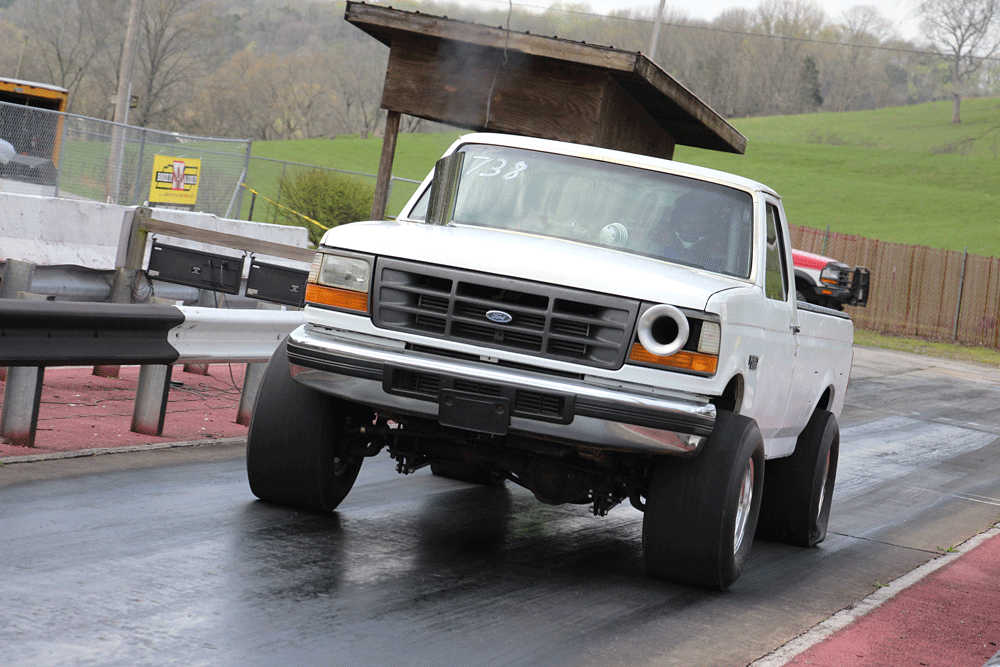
[757, 409, 839, 547]
[642, 410, 765, 590]
[246, 337, 368, 511]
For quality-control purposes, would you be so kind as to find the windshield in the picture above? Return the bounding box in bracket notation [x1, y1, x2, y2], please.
[408, 144, 754, 279]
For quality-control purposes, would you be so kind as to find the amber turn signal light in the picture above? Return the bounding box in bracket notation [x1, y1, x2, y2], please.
[628, 343, 718, 374]
[305, 283, 369, 313]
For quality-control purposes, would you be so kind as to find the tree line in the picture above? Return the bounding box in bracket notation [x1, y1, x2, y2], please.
[1, 0, 997, 141]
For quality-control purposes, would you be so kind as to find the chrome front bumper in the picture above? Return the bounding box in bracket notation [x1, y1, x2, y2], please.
[286, 325, 716, 456]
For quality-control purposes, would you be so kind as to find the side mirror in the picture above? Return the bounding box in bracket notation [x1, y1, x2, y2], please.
[426, 152, 464, 226]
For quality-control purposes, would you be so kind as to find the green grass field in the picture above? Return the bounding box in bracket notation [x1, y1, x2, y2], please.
[247, 97, 1000, 257]
[675, 97, 1000, 257]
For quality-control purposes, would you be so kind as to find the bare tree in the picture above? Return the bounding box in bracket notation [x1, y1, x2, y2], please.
[272, 52, 341, 139]
[0, 21, 26, 77]
[329, 40, 388, 137]
[745, 0, 828, 114]
[823, 5, 897, 111]
[7, 0, 116, 111]
[694, 9, 755, 117]
[193, 47, 279, 139]
[133, 0, 223, 127]
[916, 0, 1000, 122]
[193, 47, 344, 140]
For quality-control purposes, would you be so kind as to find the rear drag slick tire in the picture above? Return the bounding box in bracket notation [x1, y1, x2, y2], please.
[757, 409, 839, 547]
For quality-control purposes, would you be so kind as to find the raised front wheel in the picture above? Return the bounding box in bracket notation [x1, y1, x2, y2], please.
[642, 410, 765, 590]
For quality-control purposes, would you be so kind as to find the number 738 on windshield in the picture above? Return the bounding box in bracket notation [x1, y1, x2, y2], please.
[464, 155, 528, 180]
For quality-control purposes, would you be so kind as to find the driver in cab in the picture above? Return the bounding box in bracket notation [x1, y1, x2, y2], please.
[653, 192, 729, 273]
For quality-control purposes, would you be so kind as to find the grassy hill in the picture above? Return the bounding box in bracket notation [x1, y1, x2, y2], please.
[676, 97, 1000, 257]
[248, 97, 1000, 257]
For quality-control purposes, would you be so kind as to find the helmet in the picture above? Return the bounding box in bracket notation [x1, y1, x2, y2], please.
[669, 193, 708, 249]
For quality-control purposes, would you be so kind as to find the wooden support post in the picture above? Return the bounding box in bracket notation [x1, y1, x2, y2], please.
[371, 110, 401, 221]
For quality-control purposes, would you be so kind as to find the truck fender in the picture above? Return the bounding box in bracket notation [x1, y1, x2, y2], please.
[793, 268, 818, 287]
[714, 373, 745, 414]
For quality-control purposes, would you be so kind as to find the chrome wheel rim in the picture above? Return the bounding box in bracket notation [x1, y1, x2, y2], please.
[734, 459, 755, 554]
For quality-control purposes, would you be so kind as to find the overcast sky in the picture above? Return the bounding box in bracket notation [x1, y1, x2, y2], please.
[450, 0, 923, 41]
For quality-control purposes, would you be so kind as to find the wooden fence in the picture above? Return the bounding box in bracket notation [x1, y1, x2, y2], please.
[789, 225, 1000, 349]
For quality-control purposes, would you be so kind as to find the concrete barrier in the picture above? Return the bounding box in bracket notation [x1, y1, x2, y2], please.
[0, 191, 309, 270]
[0, 193, 314, 444]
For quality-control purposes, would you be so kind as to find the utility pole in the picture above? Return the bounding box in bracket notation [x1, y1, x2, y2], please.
[648, 0, 667, 64]
[106, 0, 144, 204]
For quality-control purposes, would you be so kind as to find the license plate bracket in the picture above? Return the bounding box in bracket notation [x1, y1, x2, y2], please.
[438, 389, 511, 435]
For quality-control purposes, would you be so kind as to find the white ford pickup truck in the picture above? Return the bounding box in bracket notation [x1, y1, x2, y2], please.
[247, 133, 854, 590]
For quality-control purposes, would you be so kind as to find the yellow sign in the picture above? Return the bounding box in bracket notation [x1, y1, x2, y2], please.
[149, 155, 200, 208]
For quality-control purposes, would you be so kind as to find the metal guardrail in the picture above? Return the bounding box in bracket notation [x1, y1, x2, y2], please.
[0, 301, 302, 367]
[0, 299, 303, 447]
[1, 206, 315, 448]
[0, 300, 302, 448]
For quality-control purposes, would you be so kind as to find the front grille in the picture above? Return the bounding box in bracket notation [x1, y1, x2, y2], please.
[453, 379, 503, 397]
[391, 369, 442, 396]
[372, 259, 639, 370]
[515, 391, 565, 419]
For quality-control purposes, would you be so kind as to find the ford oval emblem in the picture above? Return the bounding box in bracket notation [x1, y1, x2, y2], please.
[486, 309, 513, 324]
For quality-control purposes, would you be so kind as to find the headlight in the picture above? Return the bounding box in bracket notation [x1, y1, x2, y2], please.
[314, 253, 371, 291]
[305, 251, 373, 313]
[628, 304, 719, 375]
[820, 265, 843, 285]
[697, 321, 721, 355]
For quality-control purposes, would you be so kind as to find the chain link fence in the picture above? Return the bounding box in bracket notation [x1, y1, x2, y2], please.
[791, 225, 1000, 349]
[0, 101, 251, 217]
[240, 156, 422, 227]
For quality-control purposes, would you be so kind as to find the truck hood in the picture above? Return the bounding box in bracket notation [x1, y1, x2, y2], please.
[322, 220, 746, 311]
[793, 248, 840, 270]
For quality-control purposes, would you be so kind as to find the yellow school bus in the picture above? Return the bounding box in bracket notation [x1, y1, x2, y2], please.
[0, 77, 69, 184]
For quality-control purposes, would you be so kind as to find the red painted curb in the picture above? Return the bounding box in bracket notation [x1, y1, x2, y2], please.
[1, 365, 249, 459]
[786, 530, 1000, 667]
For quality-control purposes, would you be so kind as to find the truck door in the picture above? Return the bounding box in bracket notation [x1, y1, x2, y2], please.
[752, 198, 798, 452]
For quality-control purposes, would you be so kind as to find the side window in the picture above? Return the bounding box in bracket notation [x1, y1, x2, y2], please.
[764, 203, 789, 301]
[408, 188, 429, 221]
